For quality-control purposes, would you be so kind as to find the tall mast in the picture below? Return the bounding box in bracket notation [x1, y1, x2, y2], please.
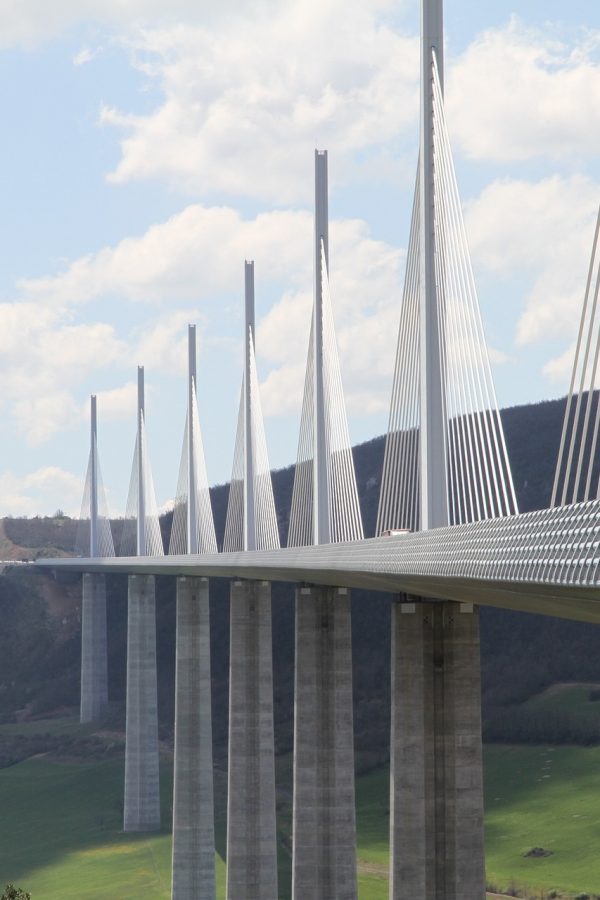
[89, 395, 98, 558]
[419, 0, 448, 530]
[136, 366, 146, 556]
[187, 325, 198, 555]
[313, 149, 330, 545]
[244, 261, 256, 551]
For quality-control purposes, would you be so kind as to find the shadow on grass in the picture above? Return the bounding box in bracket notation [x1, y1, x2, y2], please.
[0, 756, 175, 889]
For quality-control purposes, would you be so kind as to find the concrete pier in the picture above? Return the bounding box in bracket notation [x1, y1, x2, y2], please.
[124, 573, 161, 832]
[292, 585, 357, 900]
[389, 599, 485, 900]
[172, 576, 215, 900]
[226, 579, 278, 900]
[80, 572, 108, 723]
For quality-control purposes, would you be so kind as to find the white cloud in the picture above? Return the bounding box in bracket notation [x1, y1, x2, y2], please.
[447, 18, 600, 163]
[543, 343, 576, 383]
[0, 203, 313, 445]
[85, 382, 138, 421]
[488, 346, 513, 366]
[73, 45, 101, 66]
[12, 391, 81, 446]
[0, 307, 127, 444]
[134, 311, 198, 375]
[101, 1, 418, 203]
[0, 0, 267, 48]
[464, 174, 599, 347]
[0, 467, 83, 517]
[4, 201, 404, 442]
[20, 205, 312, 306]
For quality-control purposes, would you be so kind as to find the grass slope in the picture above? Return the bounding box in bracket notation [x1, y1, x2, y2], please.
[0, 755, 384, 899]
[3, 718, 600, 899]
[484, 744, 600, 896]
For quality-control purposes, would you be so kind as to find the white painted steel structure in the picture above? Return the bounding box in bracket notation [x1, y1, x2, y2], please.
[419, 0, 446, 531]
[120, 367, 164, 557]
[377, 28, 517, 536]
[169, 325, 217, 556]
[288, 151, 363, 549]
[76, 395, 114, 558]
[553, 206, 600, 508]
[223, 261, 280, 553]
[40, 495, 600, 623]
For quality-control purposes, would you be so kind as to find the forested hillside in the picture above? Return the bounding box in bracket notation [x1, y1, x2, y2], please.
[2, 394, 600, 757]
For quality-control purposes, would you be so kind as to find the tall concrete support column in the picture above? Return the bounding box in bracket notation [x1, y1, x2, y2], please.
[389, 599, 485, 900]
[80, 573, 108, 723]
[124, 573, 161, 832]
[292, 585, 357, 900]
[226, 579, 278, 900]
[172, 576, 215, 900]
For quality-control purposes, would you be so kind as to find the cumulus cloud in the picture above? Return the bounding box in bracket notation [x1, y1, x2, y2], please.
[94, 13, 600, 205]
[73, 45, 101, 66]
[134, 311, 199, 375]
[543, 343, 576, 383]
[464, 174, 599, 347]
[2, 202, 309, 444]
[0, 306, 127, 444]
[101, 1, 419, 203]
[5, 200, 404, 441]
[0, 0, 268, 48]
[84, 382, 138, 422]
[0, 467, 83, 517]
[447, 18, 600, 163]
[20, 205, 312, 306]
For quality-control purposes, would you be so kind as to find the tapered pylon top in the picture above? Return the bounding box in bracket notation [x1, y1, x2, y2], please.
[187, 325, 197, 553]
[223, 261, 280, 552]
[76, 394, 115, 558]
[244, 260, 256, 550]
[419, 0, 447, 530]
[137, 367, 146, 555]
[314, 150, 330, 545]
[120, 365, 164, 556]
[287, 150, 363, 547]
[377, 0, 517, 534]
[90, 395, 98, 557]
[169, 326, 217, 555]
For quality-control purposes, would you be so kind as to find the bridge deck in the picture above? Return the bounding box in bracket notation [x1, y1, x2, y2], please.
[35, 500, 600, 624]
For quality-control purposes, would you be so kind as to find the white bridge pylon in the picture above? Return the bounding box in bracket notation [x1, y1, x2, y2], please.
[223, 260, 280, 553]
[76, 395, 115, 559]
[169, 324, 217, 556]
[120, 366, 164, 558]
[378, 43, 518, 535]
[288, 150, 364, 548]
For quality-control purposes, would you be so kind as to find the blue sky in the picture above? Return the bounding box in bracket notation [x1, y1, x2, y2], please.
[0, 0, 599, 517]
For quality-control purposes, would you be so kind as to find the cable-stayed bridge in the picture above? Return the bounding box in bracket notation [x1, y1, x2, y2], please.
[31, 0, 600, 898]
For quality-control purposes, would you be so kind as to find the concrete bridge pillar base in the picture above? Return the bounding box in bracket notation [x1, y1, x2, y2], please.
[292, 585, 357, 900]
[226, 579, 278, 900]
[80, 572, 108, 723]
[124, 573, 161, 832]
[390, 599, 485, 900]
[172, 576, 216, 900]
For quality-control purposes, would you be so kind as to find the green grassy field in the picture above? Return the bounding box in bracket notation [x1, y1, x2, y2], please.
[522, 683, 600, 716]
[3, 710, 600, 898]
[484, 744, 600, 896]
